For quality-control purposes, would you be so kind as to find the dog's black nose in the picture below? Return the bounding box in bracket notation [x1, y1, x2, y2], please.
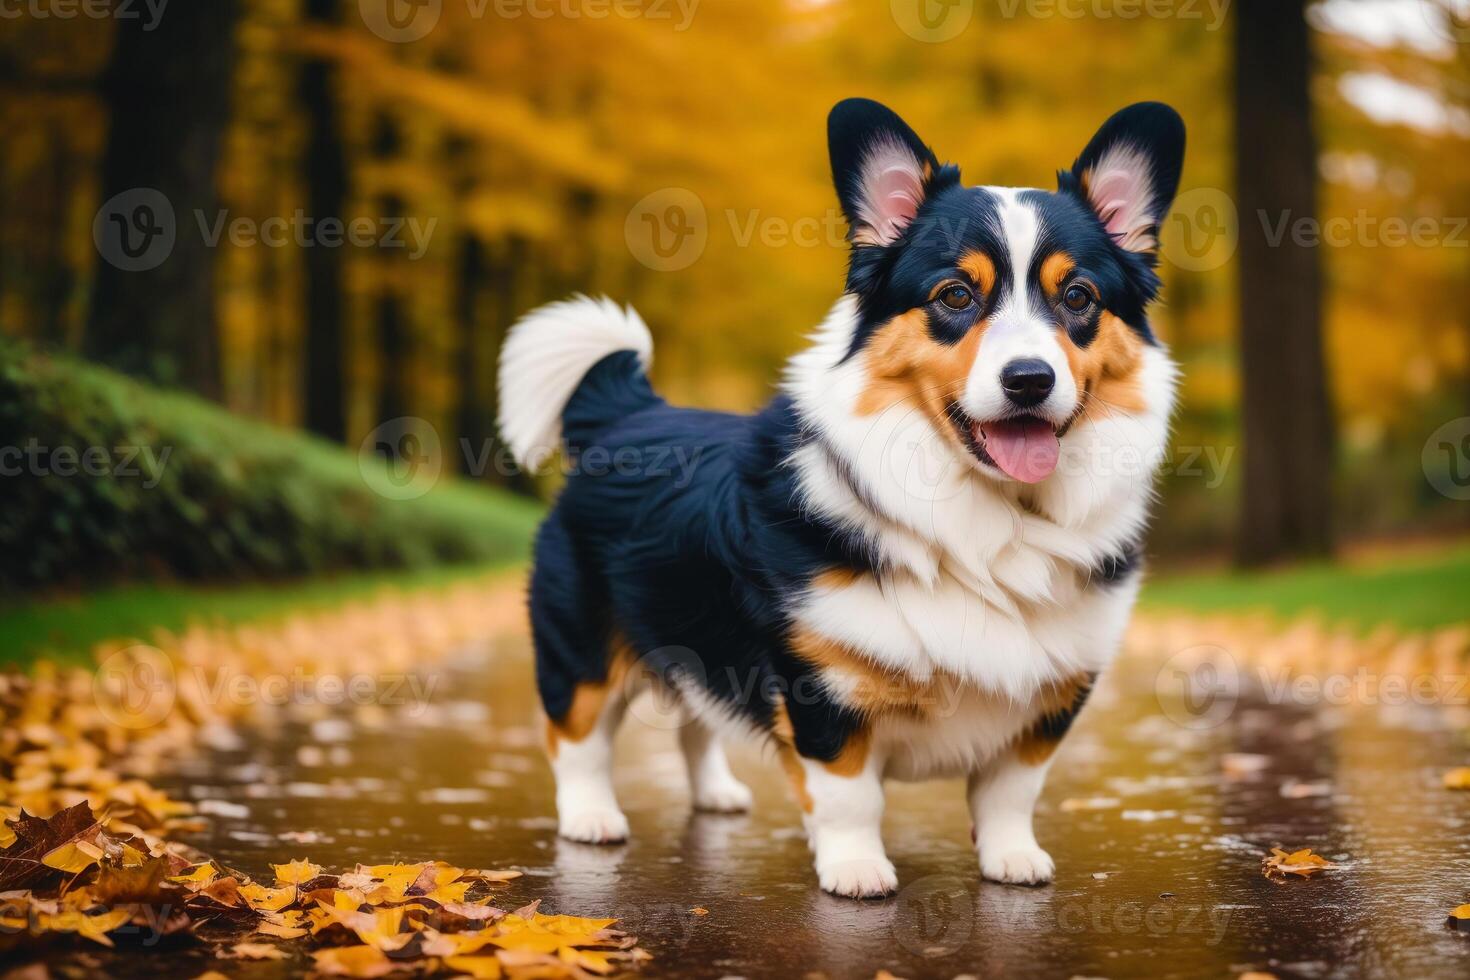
[1000, 359, 1056, 407]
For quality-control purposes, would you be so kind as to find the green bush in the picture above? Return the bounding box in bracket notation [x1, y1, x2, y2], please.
[0, 341, 542, 591]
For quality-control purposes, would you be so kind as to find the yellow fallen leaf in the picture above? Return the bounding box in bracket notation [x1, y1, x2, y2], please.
[689, 907, 709, 916]
[42, 840, 104, 874]
[1262, 846, 1339, 879]
[351, 906, 414, 952]
[226, 942, 289, 960]
[530, 912, 618, 935]
[169, 864, 219, 885]
[256, 920, 309, 939]
[239, 883, 296, 912]
[77, 906, 132, 946]
[1443, 768, 1470, 790]
[311, 945, 396, 978]
[487, 932, 574, 955]
[561, 947, 620, 974]
[443, 955, 503, 979]
[272, 858, 322, 885]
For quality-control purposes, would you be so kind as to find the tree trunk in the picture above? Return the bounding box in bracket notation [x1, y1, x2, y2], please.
[1233, 0, 1335, 565]
[301, 0, 347, 442]
[86, 0, 238, 398]
[455, 233, 490, 477]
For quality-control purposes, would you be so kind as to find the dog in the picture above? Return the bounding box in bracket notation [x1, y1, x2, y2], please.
[497, 98, 1183, 898]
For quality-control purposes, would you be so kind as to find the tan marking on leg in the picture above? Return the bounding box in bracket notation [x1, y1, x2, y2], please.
[1013, 675, 1095, 765]
[545, 635, 635, 759]
[771, 698, 813, 813]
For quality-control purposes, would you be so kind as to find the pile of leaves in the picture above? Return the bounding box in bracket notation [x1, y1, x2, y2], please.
[0, 582, 649, 975]
[0, 803, 648, 977]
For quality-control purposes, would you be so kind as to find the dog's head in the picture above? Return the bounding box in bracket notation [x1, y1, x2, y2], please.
[827, 98, 1184, 484]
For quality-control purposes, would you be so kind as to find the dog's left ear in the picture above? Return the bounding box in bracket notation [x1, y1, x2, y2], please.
[1065, 102, 1185, 255]
[829, 98, 943, 247]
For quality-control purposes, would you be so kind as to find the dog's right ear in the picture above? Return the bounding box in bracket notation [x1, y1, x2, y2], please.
[828, 99, 944, 247]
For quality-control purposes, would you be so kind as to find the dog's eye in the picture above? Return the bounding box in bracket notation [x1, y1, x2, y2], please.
[1062, 284, 1094, 313]
[938, 285, 974, 311]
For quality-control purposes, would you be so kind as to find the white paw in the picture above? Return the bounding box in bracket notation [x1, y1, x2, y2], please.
[817, 856, 898, 899]
[980, 845, 1054, 885]
[558, 808, 629, 845]
[693, 778, 754, 814]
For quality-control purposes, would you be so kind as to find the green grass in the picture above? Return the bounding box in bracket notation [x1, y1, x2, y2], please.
[0, 560, 524, 668]
[0, 340, 545, 589]
[1140, 543, 1470, 633]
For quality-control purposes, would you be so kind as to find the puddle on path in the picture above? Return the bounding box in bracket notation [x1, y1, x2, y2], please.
[104, 634, 1470, 978]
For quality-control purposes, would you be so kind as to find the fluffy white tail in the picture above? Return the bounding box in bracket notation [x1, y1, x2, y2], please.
[497, 295, 654, 470]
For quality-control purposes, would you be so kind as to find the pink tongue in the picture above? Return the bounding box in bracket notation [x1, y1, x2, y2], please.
[979, 418, 1060, 483]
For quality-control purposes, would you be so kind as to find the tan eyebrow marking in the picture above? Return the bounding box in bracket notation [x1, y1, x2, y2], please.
[1039, 252, 1075, 299]
[957, 250, 997, 295]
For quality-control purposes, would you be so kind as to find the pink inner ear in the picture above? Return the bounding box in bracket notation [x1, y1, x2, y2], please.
[1086, 145, 1158, 252]
[854, 139, 926, 245]
[873, 165, 923, 236]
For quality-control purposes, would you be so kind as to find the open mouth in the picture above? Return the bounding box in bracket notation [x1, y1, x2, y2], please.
[948, 404, 1066, 484]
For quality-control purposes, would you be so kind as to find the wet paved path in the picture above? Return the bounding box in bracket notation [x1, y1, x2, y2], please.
[148, 632, 1470, 979]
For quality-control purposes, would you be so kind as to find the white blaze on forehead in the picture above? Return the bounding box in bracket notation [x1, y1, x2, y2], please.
[962, 187, 1079, 427]
[980, 186, 1043, 320]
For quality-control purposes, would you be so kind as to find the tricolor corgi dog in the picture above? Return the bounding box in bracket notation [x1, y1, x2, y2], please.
[498, 99, 1183, 897]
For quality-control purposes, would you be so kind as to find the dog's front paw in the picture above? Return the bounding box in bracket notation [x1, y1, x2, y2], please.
[817, 856, 898, 899]
[693, 777, 754, 814]
[558, 807, 629, 845]
[980, 845, 1054, 885]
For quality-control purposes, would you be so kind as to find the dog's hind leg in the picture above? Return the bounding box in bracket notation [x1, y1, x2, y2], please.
[532, 512, 631, 844]
[677, 711, 753, 814]
[546, 665, 631, 844]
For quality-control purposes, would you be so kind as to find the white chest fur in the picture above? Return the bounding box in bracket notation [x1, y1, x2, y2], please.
[780, 297, 1175, 775]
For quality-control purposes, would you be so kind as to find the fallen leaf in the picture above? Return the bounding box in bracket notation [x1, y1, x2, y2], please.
[311, 945, 396, 978]
[223, 941, 289, 960]
[1443, 768, 1470, 790]
[41, 840, 104, 875]
[271, 859, 322, 885]
[1262, 847, 1339, 879]
[689, 907, 709, 916]
[238, 882, 295, 912]
[443, 955, 503, 979]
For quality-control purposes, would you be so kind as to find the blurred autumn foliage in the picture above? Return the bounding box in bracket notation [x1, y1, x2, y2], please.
[0, 0, 1466, 558]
